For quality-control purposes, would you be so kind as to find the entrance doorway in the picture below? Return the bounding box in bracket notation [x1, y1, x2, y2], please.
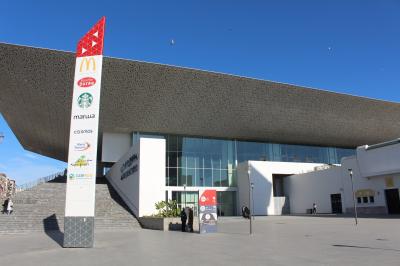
[330, 193, 342, 214]
[385, 189, 400, 214]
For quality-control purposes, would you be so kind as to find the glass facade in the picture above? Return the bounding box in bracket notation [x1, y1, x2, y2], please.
[172, 191, 237, 216]
[166, 135, 236, 187]
[165, 135, 355, 187]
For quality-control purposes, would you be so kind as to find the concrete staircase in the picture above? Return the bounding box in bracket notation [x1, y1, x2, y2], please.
[0, 176, 141, 234]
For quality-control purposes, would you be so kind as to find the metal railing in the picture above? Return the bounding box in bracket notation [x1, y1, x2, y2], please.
[16, 169, 67, 192]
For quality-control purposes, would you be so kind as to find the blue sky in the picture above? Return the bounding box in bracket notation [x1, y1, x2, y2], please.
[1, 0, 399, 184]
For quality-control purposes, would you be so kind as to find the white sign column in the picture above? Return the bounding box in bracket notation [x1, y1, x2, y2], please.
[64, 17, 105, 248]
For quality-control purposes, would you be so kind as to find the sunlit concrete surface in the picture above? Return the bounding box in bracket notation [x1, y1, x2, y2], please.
[1, 216, 400, 266]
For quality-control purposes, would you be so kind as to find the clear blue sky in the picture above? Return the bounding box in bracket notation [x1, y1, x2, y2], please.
[1, 0, 399, 184]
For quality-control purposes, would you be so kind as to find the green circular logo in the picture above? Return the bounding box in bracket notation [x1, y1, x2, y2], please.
[77, 92, 93, 108]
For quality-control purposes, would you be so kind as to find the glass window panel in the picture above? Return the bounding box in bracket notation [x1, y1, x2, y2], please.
[194, 168, 203, 187]
[185, 152, 200, 168]
[229, 169, 237, 187]
[168, 168, 177, 186]
[177, 136, 183, 151]
[168, 152, 178, 168]
[217, 191, 236, 216]
[204, 154, 212, 168]
[220, 169, 228, 187]
[186, 168, 195, 187]
[168, 135, 177, 151]
[203, 169, 212, 187]
[177, 151, 184, 168]
[237, 141, 266, 163]
[213, 169, 221, 187]
[212, 155, 221, 170]
[369, 196, 374, 203]
[178, 168, 186, 186]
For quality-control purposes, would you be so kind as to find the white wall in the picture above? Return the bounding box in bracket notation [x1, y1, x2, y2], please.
[286, 152, 400, 215]
[237, 161, 323, 215]
[138, 137, 166, 216]
[356, 142, 400, 177]
[341, 156, 400, 213]
[102, 132, 131, 163]
[286, 167, 344, 214]
[106, 136, 165, 217]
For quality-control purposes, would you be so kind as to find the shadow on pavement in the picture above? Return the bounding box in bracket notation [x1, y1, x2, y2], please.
[43, 214, 63, 247]
[332, 244, 400, 252]
[284, 214, 400, 219]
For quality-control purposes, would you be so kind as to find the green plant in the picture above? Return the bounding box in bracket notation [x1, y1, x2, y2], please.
[154, 200, 180, 217]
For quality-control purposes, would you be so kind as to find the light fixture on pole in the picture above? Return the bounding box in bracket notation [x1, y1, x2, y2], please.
[348, 169, 358, 225]
[247, 163, 252, 235]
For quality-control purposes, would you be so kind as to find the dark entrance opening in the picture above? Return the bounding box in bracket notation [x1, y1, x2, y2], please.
[385, 189, 400, 214]
[330, 193, 343, 214]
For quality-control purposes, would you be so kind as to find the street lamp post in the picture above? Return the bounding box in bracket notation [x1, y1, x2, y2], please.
[251, 182, 255, 220]
[348, 169, 358, 225]
[247, 163, 252, 235]
[183, 184, 187, 209]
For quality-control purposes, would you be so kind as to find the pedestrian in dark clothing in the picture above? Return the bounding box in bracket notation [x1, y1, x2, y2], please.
[312, 203, 317, 214]
[180, 208, 187, 232]
[188, 208, 194, 232]
[242, 206, 250, 219]
[2, 198, 9, 214]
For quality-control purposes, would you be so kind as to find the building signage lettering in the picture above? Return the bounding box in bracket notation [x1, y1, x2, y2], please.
[74, 142, 91, 151]
[73, 129, 93, 134]
[120, 153, 139, 180]
[77, 77, 96, 88]
[73, 114, 95, 120]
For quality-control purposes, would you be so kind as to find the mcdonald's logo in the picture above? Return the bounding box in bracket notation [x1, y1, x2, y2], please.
[79, 57, 96, 73]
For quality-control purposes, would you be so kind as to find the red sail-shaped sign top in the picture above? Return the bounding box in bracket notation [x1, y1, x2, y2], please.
[76, 17, 105, 57]
[199, 190, 217, 206]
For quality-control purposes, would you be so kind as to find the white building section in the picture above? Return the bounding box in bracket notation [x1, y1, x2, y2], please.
[237, 161, 324, 215]
[106, 136, 165, 217]
[289, 140, 400, 215]
[102, 132, 132, 163]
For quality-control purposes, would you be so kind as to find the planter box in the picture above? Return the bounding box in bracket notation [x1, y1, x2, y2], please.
[139, 217, 199, 232]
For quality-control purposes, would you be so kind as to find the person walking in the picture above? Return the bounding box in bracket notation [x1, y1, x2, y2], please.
[6, 198, 13, 215]
[180, 208, 187, 232]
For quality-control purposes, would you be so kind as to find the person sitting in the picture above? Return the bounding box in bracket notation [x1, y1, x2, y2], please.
[242, 205, 250, 219]
[312, 203, 317, 214]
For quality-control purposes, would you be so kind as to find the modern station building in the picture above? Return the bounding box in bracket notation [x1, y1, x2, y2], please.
[1, 42, 400, 217]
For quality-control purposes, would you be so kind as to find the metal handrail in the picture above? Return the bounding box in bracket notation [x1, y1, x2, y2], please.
[15, 169, 66, 192]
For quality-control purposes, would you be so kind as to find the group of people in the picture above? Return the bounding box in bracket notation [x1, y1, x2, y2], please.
[180, 207, 194, 232]
[2, 197, 13, 215]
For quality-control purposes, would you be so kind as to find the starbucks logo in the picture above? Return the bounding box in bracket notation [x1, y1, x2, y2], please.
[77, 93, 93, 108]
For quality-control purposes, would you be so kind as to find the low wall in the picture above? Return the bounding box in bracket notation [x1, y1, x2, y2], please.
[139, 217, 199, 232]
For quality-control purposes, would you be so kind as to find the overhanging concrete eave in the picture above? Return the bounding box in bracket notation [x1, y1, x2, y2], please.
[1, 42, 400, 162]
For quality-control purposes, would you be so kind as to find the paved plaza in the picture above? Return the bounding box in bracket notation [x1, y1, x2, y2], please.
[1, 216, 400, 266]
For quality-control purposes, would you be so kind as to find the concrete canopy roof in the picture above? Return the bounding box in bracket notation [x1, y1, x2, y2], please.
[1, 43, 400, 162]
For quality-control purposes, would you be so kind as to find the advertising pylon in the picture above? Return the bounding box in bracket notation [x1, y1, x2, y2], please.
[64, 17, 105, 248]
